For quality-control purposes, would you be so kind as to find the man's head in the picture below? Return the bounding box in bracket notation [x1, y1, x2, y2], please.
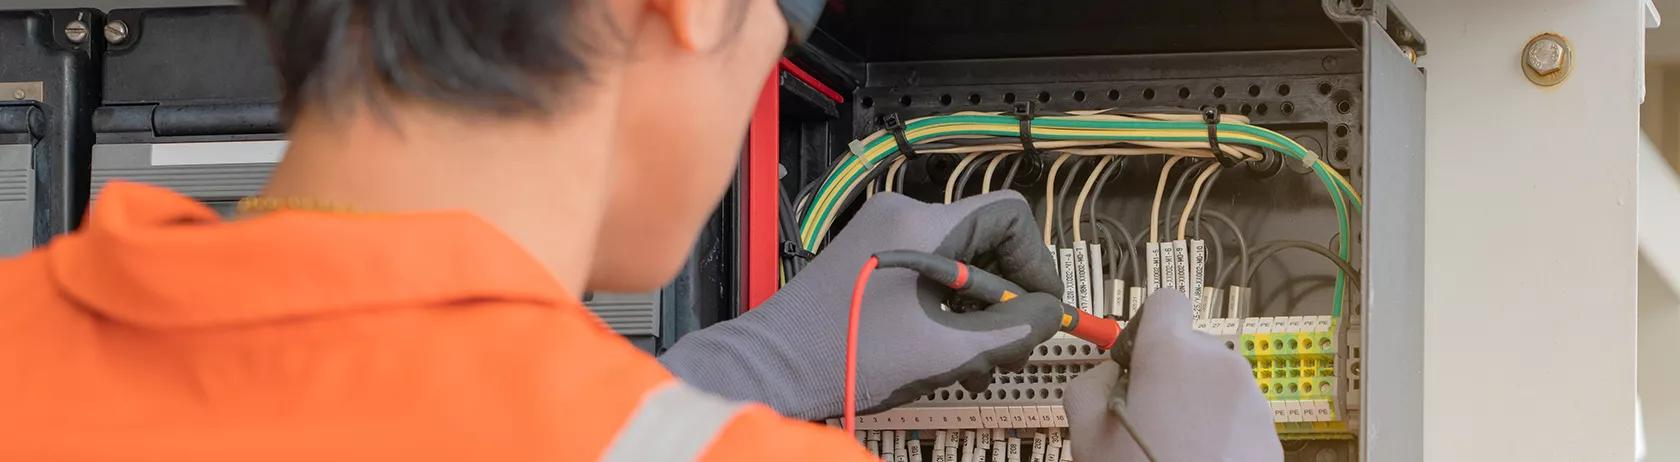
[246, 0, 808, 291]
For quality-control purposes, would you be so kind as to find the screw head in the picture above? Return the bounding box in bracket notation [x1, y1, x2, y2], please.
[104, 20, 129, 45]
[1525, 38, 1565, 75]
[64, 20, 88, 44]
[1522, 33, 1572, 86]
[11, 90, 24, 100]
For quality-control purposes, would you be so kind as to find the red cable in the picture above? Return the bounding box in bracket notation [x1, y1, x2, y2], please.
[844, 256, 879, 433]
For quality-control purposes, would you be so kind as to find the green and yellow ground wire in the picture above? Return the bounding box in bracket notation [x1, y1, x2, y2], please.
[796, 111, 1361, 319]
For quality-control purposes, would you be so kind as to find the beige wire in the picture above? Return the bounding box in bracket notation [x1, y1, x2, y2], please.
[1150, 156, 1186, 243]
[1071, 156, 1115, 243]
[944, 154, 983, 203]
[882, 156, 907, 193]
[1042, 153, 1073, 246]
[1177, 164, 1222, 241]
[980, 152, 1015, 193]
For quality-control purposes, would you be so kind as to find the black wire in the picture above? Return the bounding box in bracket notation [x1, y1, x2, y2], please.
[951, 153, 996, 200]
[1192, 169, 1224, 239]
[1242, 240, 1363, 290]
[1000, 153, 1027, 191]
[1088, 214, 1137, 283]
[1052, 157, 1087, 249]
[1164, 160, 1211, 239]
[1086, 156, 1126, 245]
[894, 156, 911, 193]
[1200, 210, 1249, 288]
[1197, 220, 1225, 290]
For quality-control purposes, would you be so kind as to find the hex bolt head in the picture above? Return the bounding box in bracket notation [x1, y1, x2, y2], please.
[64, 20, 88, 44]
[104, 20, 129, 45]
[1525, 37, 1565, 75]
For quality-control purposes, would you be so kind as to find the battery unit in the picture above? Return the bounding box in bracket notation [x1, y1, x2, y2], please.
[0, 9, 101, 256]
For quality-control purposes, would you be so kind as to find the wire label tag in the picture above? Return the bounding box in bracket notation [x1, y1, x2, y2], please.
[1072, 241, 1093, 314]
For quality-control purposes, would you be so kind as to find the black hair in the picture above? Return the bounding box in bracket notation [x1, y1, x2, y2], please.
[245, 0, 608, 119]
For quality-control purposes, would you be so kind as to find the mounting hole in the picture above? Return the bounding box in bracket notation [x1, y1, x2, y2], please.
[1289, 383, 1299, 393]
[1239, 103, 1253, 115]
[1336, 99, 1353, 114]
[1335, 147, 1349, 162]
[1053, 389, 1063, 399]
[1318, 82, 1334, 95]
[1037, 345, 1048, 355]
[1142, 88, 1156, 100]
[1281, 102, 1295, 115]
[899, 95, 912, 106]
[1335, 124, 1350, 138]
[939, 94, 953, 106]
[1256, 103, 1269, 115]
[1245, 340, 1255, 351]
[1011, 390, 1022, 400]
[1273, 340, 1284, 350]
[1277, 84, 1292, 96]
[984, 390, 994, 400]
[1177, 87, 1191, 99]
[1216, 103, 1229, 114]
[1247, 84, 1261, 97]
[1225, 340, 1236, 350]
[1106, 89, 1120, 101]
[968, 93, 982, 105]
[861, 97, 874, 108]
[1080, 345, 1093, 355]
[1037, 91, 1051, 103]
[1026, 389, 1038, 399]
[1004, 93, 1017, 103]
[1052, 345, 1064, 356]
[939, 390, 950, 400]
[1213, 86, 1226, 98]
[1073, 90, 1087, 102]
[1258, 341, 1269, 351]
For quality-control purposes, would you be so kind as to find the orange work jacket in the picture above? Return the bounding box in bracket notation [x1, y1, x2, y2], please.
[0, 181, 870, 461]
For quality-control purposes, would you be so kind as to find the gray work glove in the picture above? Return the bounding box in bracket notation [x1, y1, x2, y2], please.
[1064, 291, 1282, 461]
[661, 191, 1064, 420]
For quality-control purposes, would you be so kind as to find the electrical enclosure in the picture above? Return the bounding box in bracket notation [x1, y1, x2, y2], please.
[780, 1, 1425, 460]
[0, 9, 100, 256]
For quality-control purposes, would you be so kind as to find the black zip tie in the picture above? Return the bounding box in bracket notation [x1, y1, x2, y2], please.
[1202, 106, 1242, 168]
[781, 241, 816, 260]
[1013, 102, 1040, 156]
[884, 113, 917, 157]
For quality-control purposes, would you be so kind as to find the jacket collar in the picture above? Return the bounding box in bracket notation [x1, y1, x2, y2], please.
[48, 182, 573, 328]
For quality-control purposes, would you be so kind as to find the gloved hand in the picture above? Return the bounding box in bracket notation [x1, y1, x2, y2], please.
[660, 191, 1064, 420]
[1064, 291, 1282, 461]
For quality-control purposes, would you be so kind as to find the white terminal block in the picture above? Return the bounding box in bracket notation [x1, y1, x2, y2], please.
[1089, 244, 1106, 317]
[1145, 242, 1162, 291]
[1072, 241, 1093, 314]
[1109, 279, 1125, 319]
[1128, 287, 1144, 315]
[1189, 239, 1206, 312]
[1057, 247, 1078, 306]
[856, 406, 1086, 431]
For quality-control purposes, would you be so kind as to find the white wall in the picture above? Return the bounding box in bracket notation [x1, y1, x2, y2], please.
[1400, 0, 1642, 459]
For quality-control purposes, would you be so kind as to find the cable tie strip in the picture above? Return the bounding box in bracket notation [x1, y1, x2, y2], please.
[1299, 149, 1320, 170]
[884, 114, 917, 158]
[847, 139, 867, 160]
[1202, 106, 1242, 168]
[1013, 102, 1040, 156]
[781, 241, 816, 260]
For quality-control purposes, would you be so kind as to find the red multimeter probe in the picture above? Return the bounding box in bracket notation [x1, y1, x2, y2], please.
[842, 249, 1126, 433]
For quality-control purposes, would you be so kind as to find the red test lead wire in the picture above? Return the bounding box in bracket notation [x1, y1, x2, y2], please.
[844, 256, 879, 433]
